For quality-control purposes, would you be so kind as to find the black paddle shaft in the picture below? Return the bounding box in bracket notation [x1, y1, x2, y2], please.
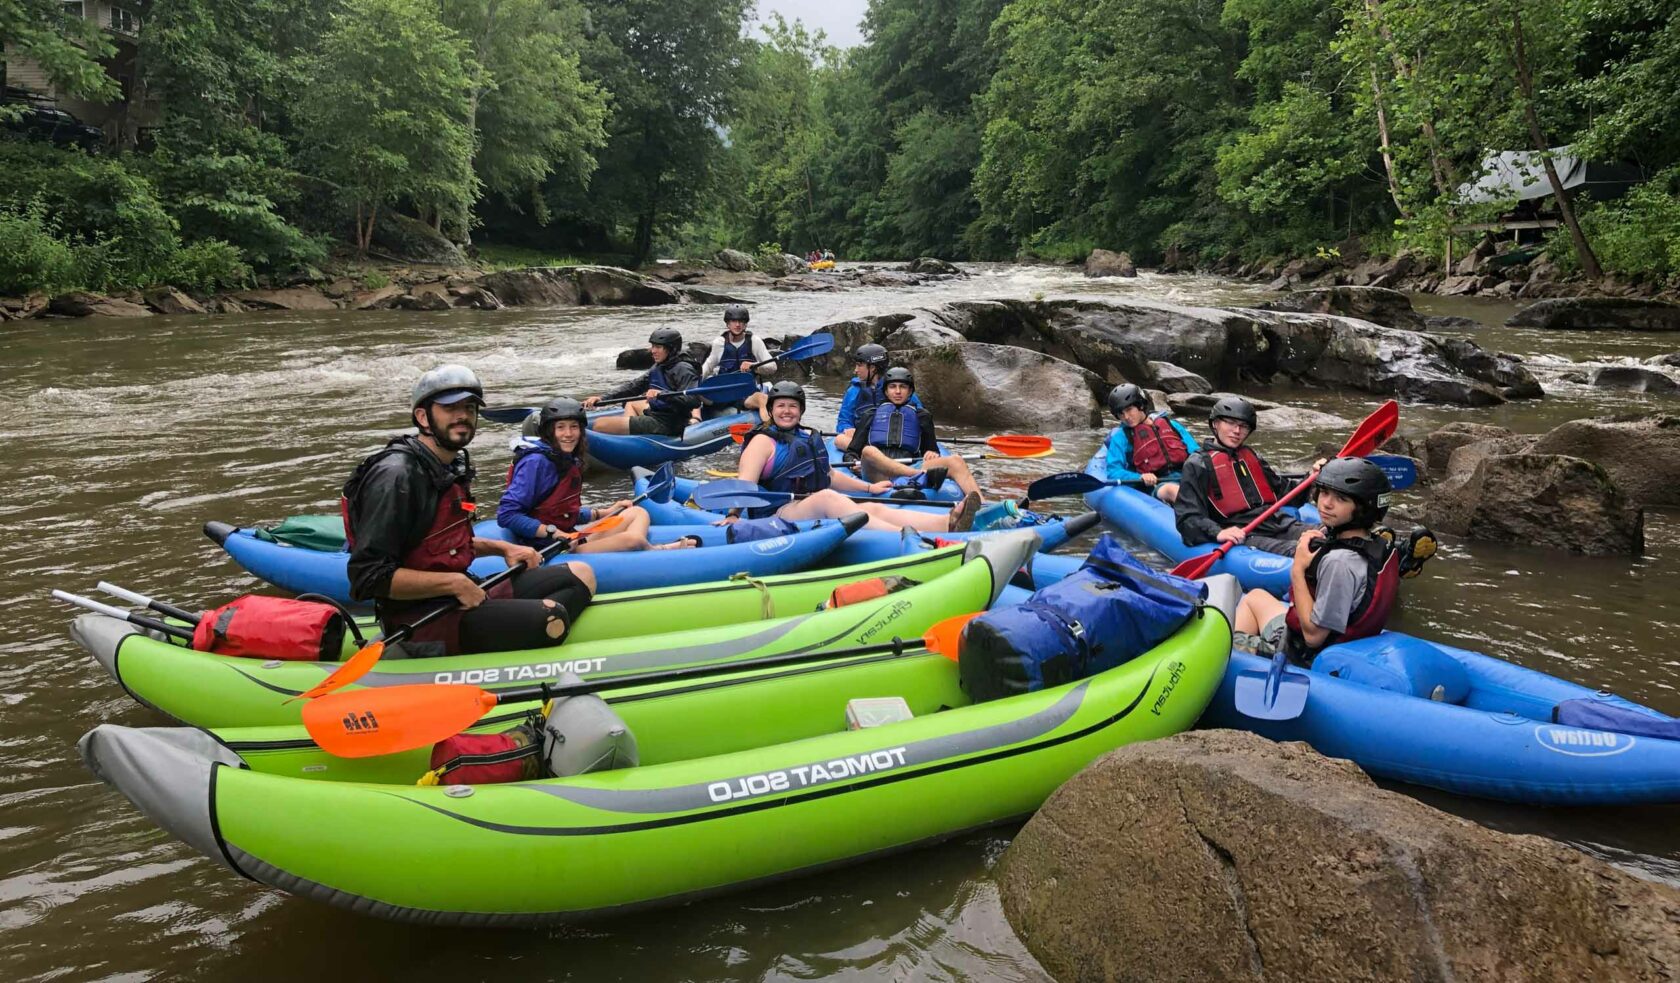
[387, 537, 576, 644]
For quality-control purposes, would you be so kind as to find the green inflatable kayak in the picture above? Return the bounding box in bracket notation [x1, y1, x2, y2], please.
[74, 533, 1035, 729]
[78, 576, 1237, 924]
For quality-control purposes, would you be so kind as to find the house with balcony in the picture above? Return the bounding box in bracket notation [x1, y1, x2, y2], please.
[1, 1, 155, 146]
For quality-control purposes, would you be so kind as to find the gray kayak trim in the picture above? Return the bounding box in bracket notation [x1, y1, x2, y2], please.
[78, 725, 246, 869]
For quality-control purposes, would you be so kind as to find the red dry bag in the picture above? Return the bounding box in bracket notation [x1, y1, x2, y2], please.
[190, 595, 350, 661]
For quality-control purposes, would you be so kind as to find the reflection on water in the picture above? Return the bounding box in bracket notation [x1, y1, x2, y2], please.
[2, 265, 1676, 979]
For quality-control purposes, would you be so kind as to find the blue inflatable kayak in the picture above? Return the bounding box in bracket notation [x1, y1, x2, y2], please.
[1080, 450, 1319, 595]
[580, 411, 759, 472]
[1201, 633, 1680, 805]
[203, 513, 864, 607]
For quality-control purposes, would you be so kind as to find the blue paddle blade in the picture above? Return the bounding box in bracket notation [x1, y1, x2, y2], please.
[694, 372, 758, 405]
[645, 464, 676, 504]
[1027, 471, 1109, 501]
[780, 332, 835, 361]
[482, 405, 537, 425]
[692, 478, 785, 511]
[1233, 651, 1310, 720]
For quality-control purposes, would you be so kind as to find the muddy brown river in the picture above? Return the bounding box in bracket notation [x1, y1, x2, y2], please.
[3, 266, 1676, 979]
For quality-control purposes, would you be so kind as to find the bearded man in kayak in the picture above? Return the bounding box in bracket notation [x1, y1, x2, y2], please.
[737, 382, 976, 533]
[833, 343, 920, 453]
[343, 365, 596, 657]
[498, 397, 698, 553]
[699, 304, 773, 422]
[1233, 457, 1400, 663]
[851, 366, 984, 520]
[1103, 384, 1200, 504]
[1173, 395, 1308, 556]
[583, 327, 700, 436]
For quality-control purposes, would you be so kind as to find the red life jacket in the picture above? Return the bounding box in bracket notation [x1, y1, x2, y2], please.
[1205, 447, 1278, 520]
[1127, 416, 1190, 474]
[507, 446, 583, 533]
[1285, 536, 1400, 655]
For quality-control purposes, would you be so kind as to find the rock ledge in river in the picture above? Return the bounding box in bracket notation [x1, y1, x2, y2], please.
[998, 730, 1680, 983]
[1506, 296, 1680, 331]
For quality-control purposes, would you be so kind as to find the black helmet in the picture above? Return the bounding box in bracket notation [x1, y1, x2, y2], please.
[649, 327, 683, 351]
[411, 363, 484, 410]
[1313, 457, 1391, 528]
[851, 343, 889, 369]
[723, 304, 750, 324]
[882, 366, 914, 392]
[1107, 383, 1148, 418]
[1208, 395, 1258, 431]
[764, 381, 807, 414]
[537, 397, 587, 445]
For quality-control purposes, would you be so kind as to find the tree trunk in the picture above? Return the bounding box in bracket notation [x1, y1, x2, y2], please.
[1364, 2, 1457, 198]
[1505, 5, 1601, 279]
[1368, 70, 1409, 217]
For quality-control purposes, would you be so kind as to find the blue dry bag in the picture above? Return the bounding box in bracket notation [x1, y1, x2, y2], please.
[727, 516, 800, 544]
[959, 535, 1204, 702]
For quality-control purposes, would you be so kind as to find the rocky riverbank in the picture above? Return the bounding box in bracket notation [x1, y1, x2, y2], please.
[0, 252, 972, 322]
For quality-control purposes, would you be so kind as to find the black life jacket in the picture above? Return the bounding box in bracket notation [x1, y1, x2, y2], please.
[1127, 416, 1190, 474]
[341, 437, 476, 575]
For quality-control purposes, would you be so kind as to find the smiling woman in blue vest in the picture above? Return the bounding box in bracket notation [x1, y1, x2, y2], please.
[1102, 384, 1200, 504]
[497, 397, 697, 553]
[583, 328, 701, 436]
[1172, 395, 1313, 556]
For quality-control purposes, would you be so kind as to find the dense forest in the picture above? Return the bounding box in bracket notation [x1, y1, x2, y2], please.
[5, 0, 1680, 295]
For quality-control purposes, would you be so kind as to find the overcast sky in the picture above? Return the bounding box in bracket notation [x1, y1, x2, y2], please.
[755, 0, 870, 48]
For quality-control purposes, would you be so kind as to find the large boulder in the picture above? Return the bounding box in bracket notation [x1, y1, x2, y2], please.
[368, 212, 467, 266]
[1084, 248, 1137, 278]
[142, 287, 207, 316]
[476, 268, 579, 307]
[899, 343, 1103, 430]
[1145, 360, 1212, 394]
[48, 292, 154, 317]
[714, 248, 755, 272]
[998, 730, 1680, 983]
[350, 284, 405, 310]
[857, 270, 922, 288]
[1345, 252, 1415, 288]
[231, 287, 337, 312]
[1422, 451, 1643, 555]
[573, 266, 680, 306]
[1588, 364, 1679, 393]
[882, 311, 964, 350]
[756, 252, 807, 277]
[1258, 286, 1427, 330]
[1506, 297, 1680, 331]
[1420, 422, 1522, 480]
[677, 287, 746, 305]
[907, 257, 962, 275]
[1528, 415, 1680, 509]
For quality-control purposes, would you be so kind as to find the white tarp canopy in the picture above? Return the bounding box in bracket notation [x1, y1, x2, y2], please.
[1455, 147, 1586, 205]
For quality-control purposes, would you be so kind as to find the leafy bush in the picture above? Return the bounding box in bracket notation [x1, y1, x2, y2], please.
[361, 271, 392, 289]
[167, 240, 252, 292]
[0, 206, 79, 296]
[1564, 174, 1680, 280]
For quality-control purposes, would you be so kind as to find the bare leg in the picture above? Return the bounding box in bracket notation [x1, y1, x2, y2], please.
[1157, 482, 1180, 504]
[570, 506, 661, 553]
[929, 454, 981, 498]
[592, 413, 631, 435]
[833, 429, 855, 452]
[858, 446, 919, 481]
[773, 490, 955, 533]
[1235, 588, 1286, 634]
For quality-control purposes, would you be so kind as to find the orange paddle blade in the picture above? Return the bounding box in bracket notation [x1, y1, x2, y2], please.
[729, 422, 755, 443]
[293, 640, 386, 702]
[576, 512, 626, 536]
[986, 435, 1053, 456]
[923, 612, 979, 662]
[304, 683, 500, 758]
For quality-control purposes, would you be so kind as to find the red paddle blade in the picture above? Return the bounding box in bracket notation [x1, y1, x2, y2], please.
[292, 640, 386, 702]
[986, 435, 1053, 456]
[729, 423, 755, 443]
[923, 612, 979, 662]
[1337, 400, 1398, 458]
[1170, 551, 1219, 581]
[304, 683, 500, 758]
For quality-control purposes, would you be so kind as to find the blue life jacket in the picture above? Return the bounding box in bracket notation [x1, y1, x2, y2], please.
[867, 403, 922, 458]
[959, 535, 1204, 702]
[752, 425, 830, 518]
[718, 330, 754, 374]
[646, 358, 674, 412]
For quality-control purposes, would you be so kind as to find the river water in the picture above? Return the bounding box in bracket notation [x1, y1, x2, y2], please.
[3, 265, 1677, 979]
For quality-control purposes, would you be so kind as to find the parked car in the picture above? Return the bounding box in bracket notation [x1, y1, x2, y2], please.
[1, 102, 103, 150]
